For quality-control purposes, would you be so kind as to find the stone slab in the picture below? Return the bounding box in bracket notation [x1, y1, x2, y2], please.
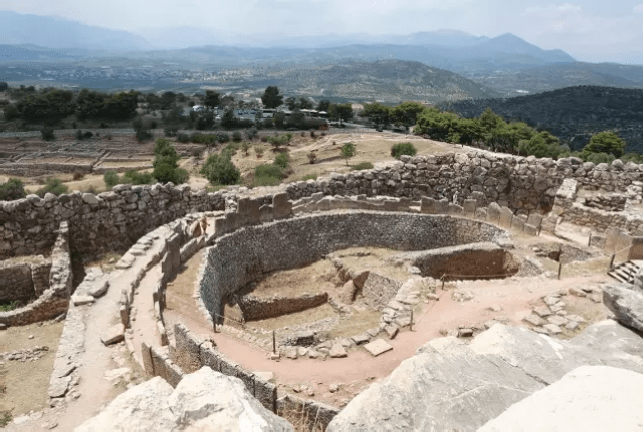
[363, 339, 393, 357]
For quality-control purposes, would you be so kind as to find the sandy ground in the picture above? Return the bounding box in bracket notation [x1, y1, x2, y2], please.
[1, 320, 64, 418]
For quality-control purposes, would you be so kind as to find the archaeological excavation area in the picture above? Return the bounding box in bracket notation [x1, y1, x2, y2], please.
[2, 150, 643, 430]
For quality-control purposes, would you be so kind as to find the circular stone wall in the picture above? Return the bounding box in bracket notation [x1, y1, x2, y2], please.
[197, 211, 511, 321]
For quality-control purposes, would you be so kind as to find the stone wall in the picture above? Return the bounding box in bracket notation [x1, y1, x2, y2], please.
[398, 242, 520, 280]
[0, 222, 73, 326]
[0, 162, 94, 177]
[283, 152, 643, 212]
[2, 151, 642, 260]
[237, 293, 329, 322]
[166, 323, 338, 429]
[198, 212, 509, 322]
[0, 258, 51, 302]
[0, 183, 226, 259]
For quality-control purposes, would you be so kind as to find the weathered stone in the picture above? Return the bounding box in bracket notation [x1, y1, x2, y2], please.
[100, 324, 125, 346]
[351, 334, 370, 345]
[384, 324, 399, 340]
[363, 339, 393, 357]
[479, 366, 643, 432]
[543, 323, 562, 335]
[603, 284, 643, 333]
[523, 314, 546, 327]
[329, 344, 348, 358]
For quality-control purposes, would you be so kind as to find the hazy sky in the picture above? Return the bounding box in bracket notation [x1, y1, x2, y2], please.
[2, 1, 643, 63]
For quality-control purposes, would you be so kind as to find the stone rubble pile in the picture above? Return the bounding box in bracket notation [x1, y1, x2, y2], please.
[2, 345, 49, 362]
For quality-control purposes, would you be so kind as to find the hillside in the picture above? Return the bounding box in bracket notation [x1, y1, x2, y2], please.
[465, 62, 643, 96]
[266, 60, 500, 103]
[447, 86, 643, 153]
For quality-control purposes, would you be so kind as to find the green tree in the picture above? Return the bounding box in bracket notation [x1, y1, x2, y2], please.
[518, 133, 561, 159]
[583, 132, 626, 158]
[0, 81, 8, 91]
[316, 100, 330, 112]
[341, 142, 356, 166]
[261, 86, 283, 109]
[221, 109, 236, 129]
[103, 171, 120, 188]
[41, 126, 55, 141]
[391, 102, 426, 130]
[330, 103, 354, 125]
[285, 97, 297, 110]
[363, 103, 391, 130]
[203, 90, 220, 109]
[298, 97, 313, 110]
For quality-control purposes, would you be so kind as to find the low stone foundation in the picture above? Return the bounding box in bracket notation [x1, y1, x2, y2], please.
[237, 293, 329, 322]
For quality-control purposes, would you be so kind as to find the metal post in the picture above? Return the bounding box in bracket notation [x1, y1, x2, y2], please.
[557, 261, 562, 280]
[410, 310, 414, 332]
[441, 278, 445, 290]
[272, 330, 276, 354]
[609, 254, 616, 271]
[588, 233, 592, 247]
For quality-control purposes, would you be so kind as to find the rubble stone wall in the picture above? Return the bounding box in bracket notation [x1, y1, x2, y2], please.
[237, 293, 329, 322]
[0, 222, 73, 326]
[0, 258, 52, 303]
[198, 212, 509, 321]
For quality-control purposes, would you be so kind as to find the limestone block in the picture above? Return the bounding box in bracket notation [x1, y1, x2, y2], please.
[434, 198, 449, 214]
[475, 207, 487, 220]
[524, 224, 539, 236]
[526, 213, 543, 228]
[214, 217, 227, 236]
[363, 339, 393, 357]
[447, 204, 463, 216]
[463, 199, 477, 217]
[498, 206, 513, 228]
[511, 217, 525, 232]
[101, 324, 125, 346]
[273, 193, 292, 219]
[487, 202, 502, 223]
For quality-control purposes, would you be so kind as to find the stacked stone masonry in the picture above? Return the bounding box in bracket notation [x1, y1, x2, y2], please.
[2, 151, 642, 260]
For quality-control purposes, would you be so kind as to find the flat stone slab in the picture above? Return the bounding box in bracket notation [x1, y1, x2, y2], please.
[329, 344, 348, 358]
[72, 295, 95, 306]
[351, 334, 370, 345]
[363, 339, 393, 357]
[101, 324, 125, 346]
[89, 280, 109, 298]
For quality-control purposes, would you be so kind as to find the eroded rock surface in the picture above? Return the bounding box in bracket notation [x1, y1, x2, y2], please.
[327, 321, 643, 432]
[75, 367, 293, 431]
[479, 366, 643, 432]
[603, 283, 643, 333]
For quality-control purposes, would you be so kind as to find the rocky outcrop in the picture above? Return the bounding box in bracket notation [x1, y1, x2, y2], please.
[479, 366, 643, 432]
[603, 283, 643, 333]
[75, 367, 293, 431]
[326, 321, 643, 432]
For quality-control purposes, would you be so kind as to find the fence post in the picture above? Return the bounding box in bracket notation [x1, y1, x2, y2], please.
[272, 330, 276, 354]
[557, 261, 562, 280]
[410, 310, 414, 332]
[609, 253, 616, 271]
[588, 233, 592, 247]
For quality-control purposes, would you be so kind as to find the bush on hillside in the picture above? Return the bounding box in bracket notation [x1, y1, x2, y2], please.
[35, 178, 68, 197]
[201, 154, 240, 186]
[0, 178, 26, 200]
[391, 142, 417, 159]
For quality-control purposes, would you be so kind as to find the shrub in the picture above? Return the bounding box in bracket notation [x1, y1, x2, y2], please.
[41, 126, 55, 141]
[216, 132, 230, 143]
[75, 129, 83, 140]
[201, 154, 240, 185]
[174, 168, 190, 184]
[246, 128, 258, 140]
[136, 128, 152, 141]
[260, 136, 268, 143]
[310, 130, 316, 138]
[72, 171, 84, 181]
[241, 141, 251, 156]
[351, 162, 374, 171]
[391, 142, 417, 159]
[341, 142, 356, 165]
[253, 163, 283, 187]
[164, 126, 178, 137]
[0, 178, 26, 200]
[35, 178, 68, 197]
[153, 163, 179, 184]
[255, 146, 264, 158]
[191, 147, 204, 159]
[122, 170, 154, 185]
[83, 131, 93, 140]
[274, 152, 290, 169]
[232, 131, 243, 142]
[103, 170, 119, 187]
[307, 151, 317, 164]
[177, 133, 190, 143]
[190, 133, 217, 145]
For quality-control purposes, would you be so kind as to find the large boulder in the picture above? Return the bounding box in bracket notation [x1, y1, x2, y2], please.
[603, 283, 643, 333]
[327, 321, 643, 432]
[76, 367, 293, 431]
[479, 366, 643, 432]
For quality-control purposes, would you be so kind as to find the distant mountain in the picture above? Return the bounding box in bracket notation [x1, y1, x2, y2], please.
[476, 33, 574, 63]
[447, 85, 643, 153]
[465, 62, 643, 96]
[0, 44, 80, 61]
[255, 59, 501, 103]
[0, 11, 151, 51]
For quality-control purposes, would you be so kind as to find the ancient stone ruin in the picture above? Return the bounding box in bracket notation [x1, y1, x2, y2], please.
[2, 149, 643, 430]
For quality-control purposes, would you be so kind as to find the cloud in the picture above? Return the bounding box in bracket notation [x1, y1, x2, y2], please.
[635, 3, 643, 13]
